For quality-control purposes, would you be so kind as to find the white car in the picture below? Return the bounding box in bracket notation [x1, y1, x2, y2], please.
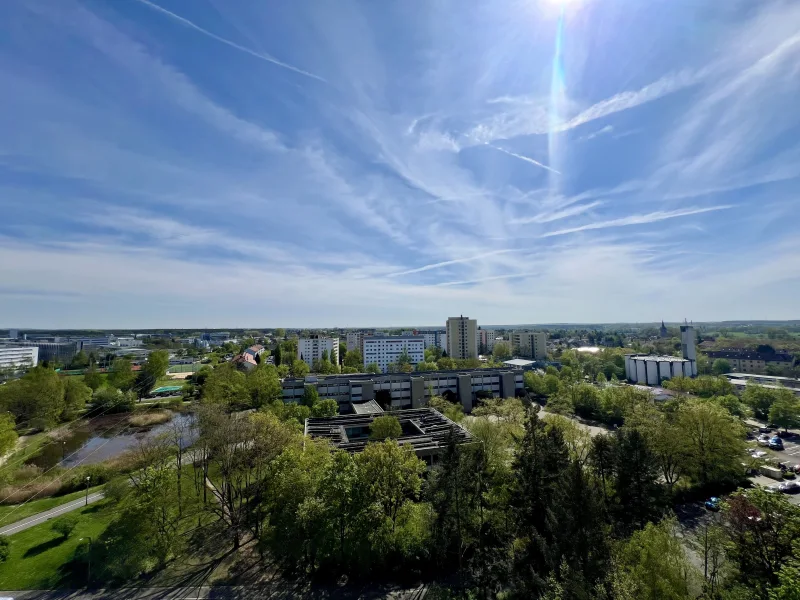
[748, 449, 767, 458]
[779, 481, 800, 494]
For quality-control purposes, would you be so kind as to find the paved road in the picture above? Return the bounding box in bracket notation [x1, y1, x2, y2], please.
[0, 493, 104, 536]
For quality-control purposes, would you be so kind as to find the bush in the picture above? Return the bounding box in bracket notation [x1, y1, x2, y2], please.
[0, 535, 9, 563]
[51, 513, 79, 538]
[103, 477, 130, 504]
[370, 415, 402, 440]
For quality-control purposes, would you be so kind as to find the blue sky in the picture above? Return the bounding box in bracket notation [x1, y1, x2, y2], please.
[1, 0, 799, 329]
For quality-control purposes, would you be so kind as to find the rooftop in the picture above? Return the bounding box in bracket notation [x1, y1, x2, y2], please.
[304, 408, 475, 456]
[351, 400, 385, 415]
[503, 358, 536, 367]
[628, 354, 691, 362]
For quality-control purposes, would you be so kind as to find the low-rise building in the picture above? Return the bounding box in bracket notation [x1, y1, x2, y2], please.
[0, 340, 78, 365]
[706, 349, 794, 374]
[362, 335, 424, 373]
[304, 408, 475, 462]
[723, 372, 800, 390]
[282, 366, 524, 412]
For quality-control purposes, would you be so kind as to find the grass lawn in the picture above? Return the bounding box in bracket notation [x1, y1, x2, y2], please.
[2, 432, 49, 469]
[0, 500, 117, 590]
[0, 485, 104, 526]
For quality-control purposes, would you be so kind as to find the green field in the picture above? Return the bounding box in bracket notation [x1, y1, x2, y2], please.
[0, 486, 104, 526]
[167, 364, 201, 374]
[0, 501, 117, 589]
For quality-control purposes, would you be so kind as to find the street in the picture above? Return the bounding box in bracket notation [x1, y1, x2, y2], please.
[0, 493, 104, 536]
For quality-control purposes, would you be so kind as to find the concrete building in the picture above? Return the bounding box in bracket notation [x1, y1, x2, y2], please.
[0, 340, 78, 366]
[446, 316, 477, 360]
[416, 330, 446, 350]
[8, 329, 19, 340]
[114, 337, 143, 348]
[625, 324, 698, 385]
[479, 329, 499, 353]
[297, 335, 339, 368]
[346, 332, 364, 352]
[362, 335, 425, 373]
[706, 349, 794, 374]
[282, 366, 524, 413]
[0, 346, 39, 371]
[723, 372, 800, 391]
[305, 408, 475, 462]
[511, 331, 547, 360]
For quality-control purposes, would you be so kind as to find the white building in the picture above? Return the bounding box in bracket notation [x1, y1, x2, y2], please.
[624, 324, 698, 385]
[114, 337, 143, 347]
[511, 331, 547, 360]
[298, 335, 340, 368]
[363, 335, 425, 373]
[0, 346, 39, 371]
[446, 316, 478, 360]
[417, 330, 446, 350]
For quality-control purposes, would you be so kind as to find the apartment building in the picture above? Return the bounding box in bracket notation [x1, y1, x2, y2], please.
[446, 316, 477, 360]
[416, 329, 446, 350]
[511, 331, 548, 360]
[0, 346, 39, 371]
[346, 332, 364, 352]
[297, 335, 339, 368]
[282, 366, 524, 412]
[706, 349, 794, 374]
[362, 335, 424, 373]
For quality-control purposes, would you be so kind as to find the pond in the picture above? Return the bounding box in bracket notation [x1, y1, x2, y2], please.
[26, 412, 197, 470]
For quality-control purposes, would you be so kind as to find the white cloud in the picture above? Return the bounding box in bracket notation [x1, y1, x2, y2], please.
[485, 144, 561, 175]
[511, 201, 603, 225]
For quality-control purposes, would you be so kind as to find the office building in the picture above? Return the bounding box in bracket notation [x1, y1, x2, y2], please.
[511, 331, 548, 360]
[297, 335, 339, 368]
[114, 337, 143, 348]
[0, 346, 39, 371]
[282, 365, 524, 412]
[0, 341, 78, 365]
[8, 329, 19, 340]
[446, 316, 477, 360]
[362, 335, 424, 373]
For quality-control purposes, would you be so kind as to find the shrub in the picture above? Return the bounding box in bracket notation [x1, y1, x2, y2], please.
[52, 513, 79, 538]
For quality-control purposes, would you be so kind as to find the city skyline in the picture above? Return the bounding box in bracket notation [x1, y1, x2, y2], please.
[1, 0, 799, 328]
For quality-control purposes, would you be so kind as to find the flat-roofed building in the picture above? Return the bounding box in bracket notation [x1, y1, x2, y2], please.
[446, 316, 477, 360]
[0, 346, 39, 372]
[706, 349, 794, 374]
[298, 335, 339, 369]
[362, 335, 424, 373]
[511, 331, 547, 360]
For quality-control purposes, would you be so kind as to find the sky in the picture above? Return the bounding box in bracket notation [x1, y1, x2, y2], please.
[1, 0, 799, 329]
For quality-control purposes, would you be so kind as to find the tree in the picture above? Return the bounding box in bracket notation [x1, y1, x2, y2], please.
[201, 363, 249, 408]
[365, 363, 381, 374]
[0, 366, 65, 429]
[344, 348, 363, 370]
[0, 413, 18, 456]
[83, 363, 103, 391]
[247, 364, 282, 408]
[93, 387, 135, 413]
[712, 358, 732, 375]
[302, 385, 320, 407]
[52, 514, 79, 539]
[338, 342, 346, 366]
[770, 559, 800, 600]
[0, 536, 9, 564]
[274, 344, 282, 367]
[768, 389, 800, 432]
[492, 341, 512, 361]
[676, 398, 745, 487]
[613, 428, 664, 533]
[108, 358, 136, 391]
[132, 370, 158, 400]
[354, 440, 425, 529]
[63, 377, 91, 420]
[743, 383, 779, 421]
[370, 415, 402, 440]
[291, 359, 310, 378]
[274, 328, 286, 339]
[416, 361, 438, 372]
[311, 399, 339, 417]
[613, 518, 697, 600]
[143, 350, 170, 381]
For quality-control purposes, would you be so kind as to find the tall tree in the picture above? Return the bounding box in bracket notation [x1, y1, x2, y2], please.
[63, 377, 91, 420]
[768, 389, 800, 432]
[201, 363, 250, 408]
[613, 428, 664, 533]
[108, 358, 136, 391]
[82, 363, 103, 391]
[247, 364, 283, 408]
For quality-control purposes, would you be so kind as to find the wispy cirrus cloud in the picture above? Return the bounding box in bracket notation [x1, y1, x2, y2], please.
[511, 201, 603, 225]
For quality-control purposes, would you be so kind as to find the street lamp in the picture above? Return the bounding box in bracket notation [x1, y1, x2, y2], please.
[79, 536, 92, 585]
[85, 476, 90, 506]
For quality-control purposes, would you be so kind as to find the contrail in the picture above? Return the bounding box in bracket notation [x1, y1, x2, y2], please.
[133, 0, 326, 82]
[486, 144, 562, 175]
[385, 249, 516, 277]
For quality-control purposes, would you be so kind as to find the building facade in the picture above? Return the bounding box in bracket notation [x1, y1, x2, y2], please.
[416, 329, 446, 350]
[282, 366, 524, 412]
[625, 324, 698, 384]
[0, 346, 39, 371]
[345, 332, 364, 352]
[362, 335, 424, 373]
[446, 316, 477, 360]
[511, 331, 547, 360]
[297, 335, 340, 368]
[706, 349, 794, 374]
[1, 341, 78, 365]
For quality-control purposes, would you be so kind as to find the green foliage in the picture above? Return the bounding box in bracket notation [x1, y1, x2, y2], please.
[311, 398, 339, 418]
[743, 383, 780, 420]
[770, 559, 800, 600]
[302, 384, 320, 407]
[82, 363, 103, 391]
[712, 358, 732, 375]
[291, 359, 310, 378]
[143, 350, 170, 380]
[768, 389, 800, 431]
[0, 366, 65, 429]
[107, 358, 136, 391]
[202, 363, 249, 408]
[62, 377, 91, 420]
[343, 348, 363, 369]
[247, 364, 283, 408]
[365, 362, 381, 374]
[429, 396, 465, 422]
[0, 536, 8, 563]
[92, 387, 135, 413]
[0, 412, 18, 456]
[370, 415, 402, 440]
[492, 341, 512, 361]
[51, 513, 79, 538]
[415, 361, 439, 372]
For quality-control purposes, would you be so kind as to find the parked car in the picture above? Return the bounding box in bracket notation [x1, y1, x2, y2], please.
[770, 437, 784, 450]
[705, 497, 721, 511]
[778, 481, 800, 494]
[759, 426, 772, 434]
[758, 437, 771, 447]
[750, 450, 767, 458]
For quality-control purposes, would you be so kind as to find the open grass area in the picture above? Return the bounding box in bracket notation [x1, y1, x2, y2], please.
[0, 485, 104, 526]
[0, 500, 117, 590]
[1, 432, 49, 469]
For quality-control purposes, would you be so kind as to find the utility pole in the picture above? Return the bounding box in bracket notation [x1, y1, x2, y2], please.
[85, 476, 90, 506]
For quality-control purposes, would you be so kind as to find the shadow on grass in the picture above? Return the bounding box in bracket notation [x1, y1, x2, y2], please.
[23, 535, 67, 557]
[81, 504, 102, 515]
